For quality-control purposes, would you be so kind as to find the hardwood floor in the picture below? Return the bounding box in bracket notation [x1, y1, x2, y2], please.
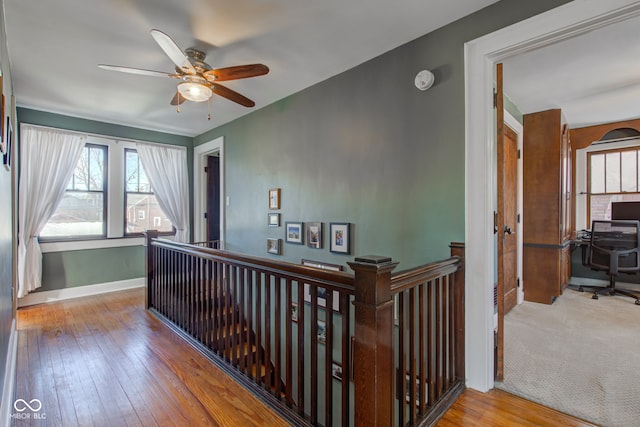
[14, 288, 598, 427]
[436, 389, 598, 427]
[14, 288, 290, 427]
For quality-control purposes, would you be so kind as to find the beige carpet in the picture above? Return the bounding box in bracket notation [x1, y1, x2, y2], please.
[495, 287, 640, 427]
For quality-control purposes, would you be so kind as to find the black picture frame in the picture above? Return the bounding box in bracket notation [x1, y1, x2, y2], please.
[267, 238, 281, 254]
[306, 221, 323, 249]
[330, 222, 350, 254]
[285, 221, 304, 244]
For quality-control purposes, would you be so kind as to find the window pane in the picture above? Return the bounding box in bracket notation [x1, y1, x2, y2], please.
[72, 149, 89, 191]
[621, 150, 637, 192]
[590, 154, 605, 194]
[40, 192, 104, 237]
[126, 151, 139, 192]
[126, 193, 173, 234]
[605, 152, 620, 193]
[88, 147, 105, 191]
[139, 167, 151, 193]
[591, 193, 640, 222]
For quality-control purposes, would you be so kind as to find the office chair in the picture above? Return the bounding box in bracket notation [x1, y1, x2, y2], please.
[588, 220, 640, 305]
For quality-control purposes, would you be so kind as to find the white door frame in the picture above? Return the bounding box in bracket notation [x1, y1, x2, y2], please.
[464, 0, 640, 392]
[193, 136, 225, 244]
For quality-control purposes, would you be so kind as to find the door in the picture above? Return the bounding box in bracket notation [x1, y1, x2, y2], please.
[496, 63, 519, 381]
[206, 155, 221, 242]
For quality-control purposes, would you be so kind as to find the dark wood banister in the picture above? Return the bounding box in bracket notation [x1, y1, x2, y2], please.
[145, 232, 465, 426]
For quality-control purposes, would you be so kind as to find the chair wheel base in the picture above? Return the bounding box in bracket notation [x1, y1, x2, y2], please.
[635, 299, 640, 306]
[592, 294, 599, 300]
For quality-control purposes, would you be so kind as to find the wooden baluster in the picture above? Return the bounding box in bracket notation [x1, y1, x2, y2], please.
[285, 279, 293, 406]
[348, 255, 397, 427]
[325, 288, 333, 427]
[239, 268, 246, 372]
[310, 285, 318, 425]
[419, 284, 426, 415]
[255, 273, 263, 385]
[436, 277, 443, 400]
[450, 242, 465, 382]
[247, 270, 254, 379]
[398, 291, 406, 427]
[144, 231, 158, 309]
[297, 281, 305, 416]
[427, 279, 435, 407]
[274, 278, 282, 398]
[265, 274, 272, 392]
[340, 292, 351, 427]
[409, 286, 417, 424]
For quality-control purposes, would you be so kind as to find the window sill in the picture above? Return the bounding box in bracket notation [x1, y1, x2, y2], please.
[40, 237, 147, 253]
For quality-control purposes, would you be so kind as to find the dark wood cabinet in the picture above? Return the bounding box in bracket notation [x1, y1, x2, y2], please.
[523, 109, 572, 304]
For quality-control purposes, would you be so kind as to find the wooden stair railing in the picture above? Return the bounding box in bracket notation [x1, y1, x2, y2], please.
[145, 232, 465, 426]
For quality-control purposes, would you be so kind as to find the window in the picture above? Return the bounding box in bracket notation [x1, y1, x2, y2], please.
[40, 144, 107, 239]
[125, 149, 173, 235]
[588, 147, 640, 222]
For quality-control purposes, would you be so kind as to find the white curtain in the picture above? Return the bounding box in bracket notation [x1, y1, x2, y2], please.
[17, 125, 86, 297]
[136, 143, 190, 242]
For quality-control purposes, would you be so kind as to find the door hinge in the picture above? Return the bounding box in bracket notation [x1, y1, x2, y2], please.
[204, 212, 208, 219]
[517, 278, 521, 288]
[204, 166, 208, 173]
[493, 211, 498, 234]
[517, 149, 521, 159]
[517, 213, 521, 223]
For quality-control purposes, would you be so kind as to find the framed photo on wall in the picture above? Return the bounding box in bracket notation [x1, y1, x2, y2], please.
[268, 188, 281, 210]
[267, 238, 281, 255]
[285, 221, 304, 244]
[306, 222, 323, 249]
[330, 222, 350, 254]
[268, 213, 280, 227]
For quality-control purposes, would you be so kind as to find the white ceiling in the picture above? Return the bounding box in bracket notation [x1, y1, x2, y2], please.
[4, 0, 499, 137]
[502, 12, 640, 129]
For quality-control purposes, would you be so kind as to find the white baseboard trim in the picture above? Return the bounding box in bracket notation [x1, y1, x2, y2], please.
[17, 278, 145, 308]
[1, 319, 17, 427]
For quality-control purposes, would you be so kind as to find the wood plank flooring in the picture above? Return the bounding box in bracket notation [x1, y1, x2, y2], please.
[14, 288, 598, 426]
[14, 288, 290, 427]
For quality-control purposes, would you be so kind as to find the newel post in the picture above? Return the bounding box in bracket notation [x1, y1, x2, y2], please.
[449, 242, 465, 381]
[144, 230, 159, 309]
[348, 255, 399, 427]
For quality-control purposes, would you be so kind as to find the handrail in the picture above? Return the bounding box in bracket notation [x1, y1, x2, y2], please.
[153, 238, 356, 293]
[391, 256, 461, 293]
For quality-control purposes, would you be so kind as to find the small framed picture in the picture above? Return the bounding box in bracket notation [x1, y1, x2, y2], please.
[291, 302, 298, 323]
[306, 222, 323, 249]
[268, 213, 280, 227]
[330, 223, 351, 254]
[285, 222, 304, 244]
[267, 238, 281, 255]
[268, 188, 281, 210]
[332, 362, 343, 381]
[317, 320, 327, 344]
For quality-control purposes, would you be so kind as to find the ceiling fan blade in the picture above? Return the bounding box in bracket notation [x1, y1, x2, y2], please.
[170, 92, 187, 106]
[98, 64, 175, 78]
[203, 64, 269, 82]
[150, 29, 196, 74]
[210, 83, 256, 107]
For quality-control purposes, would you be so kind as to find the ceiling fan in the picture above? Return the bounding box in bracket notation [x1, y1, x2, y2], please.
[99, 29, 269, 109]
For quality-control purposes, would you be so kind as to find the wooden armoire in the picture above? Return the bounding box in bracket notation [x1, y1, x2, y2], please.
[523, 109, 572, 304]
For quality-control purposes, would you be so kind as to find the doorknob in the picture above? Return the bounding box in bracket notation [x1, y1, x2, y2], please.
[503, 225, 513, 235]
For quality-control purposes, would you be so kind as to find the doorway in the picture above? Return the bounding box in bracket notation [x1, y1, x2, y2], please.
[464, 0, 640, 392]
[194, 136, 225, 244]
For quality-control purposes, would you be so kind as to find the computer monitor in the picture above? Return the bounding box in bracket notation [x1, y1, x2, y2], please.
[611, 201, 640, 221]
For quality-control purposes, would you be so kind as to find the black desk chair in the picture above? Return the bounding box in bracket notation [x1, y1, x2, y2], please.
[588, 220, 640, 305]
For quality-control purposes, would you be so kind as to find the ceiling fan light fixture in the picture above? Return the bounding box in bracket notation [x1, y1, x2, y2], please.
[178, 79, 212, 102]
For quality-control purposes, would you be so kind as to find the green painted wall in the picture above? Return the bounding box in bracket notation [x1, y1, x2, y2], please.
[17, 108, 194, 292]
[40, 246, 144, 291]
[195, 0, 570, 271]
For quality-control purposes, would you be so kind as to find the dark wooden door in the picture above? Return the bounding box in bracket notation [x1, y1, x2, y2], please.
[206, 155, 220, 242]
[495, 62, 519, 381]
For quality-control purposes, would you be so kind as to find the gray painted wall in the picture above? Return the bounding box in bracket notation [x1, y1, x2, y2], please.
[0, 0, 16, 407]
[17, 108, 193, 292]
[195, 0, 570, 271]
